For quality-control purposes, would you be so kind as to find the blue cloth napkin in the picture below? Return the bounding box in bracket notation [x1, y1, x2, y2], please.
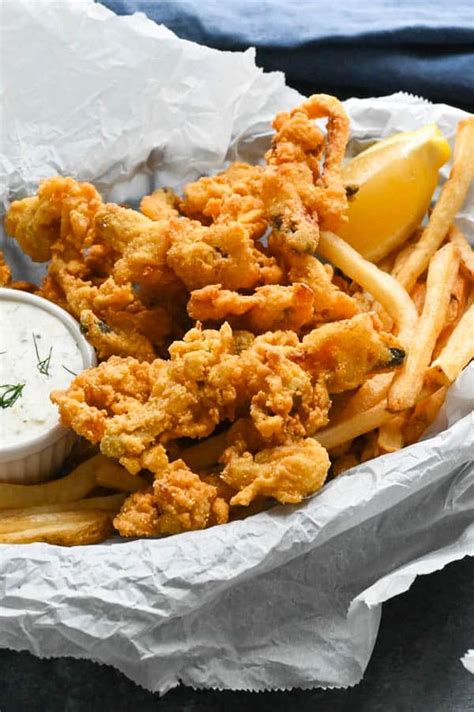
[101, 1, 474, 111]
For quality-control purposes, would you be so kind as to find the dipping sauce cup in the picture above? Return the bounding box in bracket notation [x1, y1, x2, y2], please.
[0, 288, 96, 483]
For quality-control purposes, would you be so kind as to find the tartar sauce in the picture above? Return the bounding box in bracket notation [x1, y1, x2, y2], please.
[0, 298, 84, 448]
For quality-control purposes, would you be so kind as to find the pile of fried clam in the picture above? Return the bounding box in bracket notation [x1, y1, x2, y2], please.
[2, 95, 473, 544]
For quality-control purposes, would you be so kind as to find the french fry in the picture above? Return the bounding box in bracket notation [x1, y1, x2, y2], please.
[395, 117, 474, 292]
[94, 457, 149, 492]
[0, 454, 146, 509]
[433, 272, 470, 358]
[391, 229, 423, 280]
[319, 231, 418, 348]
[317, 380, 440, 450]
[426, 303, 474, 385]
[411, 281, 427, 315]
[446, 272, 470, 326]
[388, 243, 460, 411]
[0, 510, 114, 546]
[0, 494, 126, 520]
[315, 400, 394, 450]
[403, 387, 448, 445]
[0, 459, 97, 509]
[336, 372, 393, 421]
[448, 225, 474, 281]
[377, 413, 407, 453]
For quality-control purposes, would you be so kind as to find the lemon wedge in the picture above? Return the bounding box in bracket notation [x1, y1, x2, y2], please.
[338, 124, 451, 262]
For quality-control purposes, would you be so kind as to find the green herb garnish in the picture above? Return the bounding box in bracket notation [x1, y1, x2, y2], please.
[0, 383, 25, 408]
[62, 365, 78, 377]
[33, 333, 53, 376]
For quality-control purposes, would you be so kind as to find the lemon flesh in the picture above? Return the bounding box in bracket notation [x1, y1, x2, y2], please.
[338, 124, 451, 262]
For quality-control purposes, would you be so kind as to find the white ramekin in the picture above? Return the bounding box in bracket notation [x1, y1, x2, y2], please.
[0, 288, 96, 484]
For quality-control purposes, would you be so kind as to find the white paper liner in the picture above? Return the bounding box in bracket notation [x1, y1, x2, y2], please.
[0, 0, 473, 694]
[461, 650, 474, 675]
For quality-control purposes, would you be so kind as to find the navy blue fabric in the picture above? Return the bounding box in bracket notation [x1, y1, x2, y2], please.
[100, 1, 474, 112]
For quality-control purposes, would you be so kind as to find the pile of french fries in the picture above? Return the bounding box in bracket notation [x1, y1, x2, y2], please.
[0, 454, 149, 545]
[0, 117, 472, 546]
[316, 116, 474, 472]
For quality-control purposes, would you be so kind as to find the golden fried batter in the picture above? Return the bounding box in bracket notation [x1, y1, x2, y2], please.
[52, 325, 237, 473]
[43, 258, 170, 358]
[187, 283, 315, 332]
[79, 310, 157, 362]
[289, 94, 350, 232]
[113, 459, 229, 537]
[5, 176, 103, 266]
[166, 218, 282, 291]
[263, 94, 350, 258]
[0, 251, 12, 286]
[95, 204, 177, 290]
[96, 204, 281, 293]
[180, 162, 266, 239]
[269, 231, 358, 323]
[221, 437, 330, 506]
[52, 318, 403, 477]
[296, 313, 405, 393]
[140, 188, 180, 221]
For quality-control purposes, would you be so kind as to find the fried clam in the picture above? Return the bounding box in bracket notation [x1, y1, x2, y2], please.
[187, 283, 315, 332]
[179, 162, 267, 239]
[79, 310, 158, 362]
[94, 203, 178, 290]
[269, 232, 359, 322]
[139, 188, 181, 222]
[95, 202, 282, 293]
[52, 316, 404, 479]
[114, 436, 331, 538]
[53, 321, 330, 472]
[113, 454, 230, 537]
[261, 94, 356, 323]
[43, 258, 172, 359]
[3, 177, 175, 361]
[166, 217, 282, 291]
[221, 437, 330, 506]
[263, 93, 350, 253]
[5, 176, 104, 269]
[294, 312, 405, 393]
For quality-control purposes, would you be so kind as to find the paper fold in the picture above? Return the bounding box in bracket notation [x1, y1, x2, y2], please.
[461, 650, 474, 675]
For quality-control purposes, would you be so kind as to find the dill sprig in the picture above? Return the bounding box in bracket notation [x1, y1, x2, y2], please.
[32, 333, 53, 376]
[0, 383, 25, 409]
[62, 365, 78, 377]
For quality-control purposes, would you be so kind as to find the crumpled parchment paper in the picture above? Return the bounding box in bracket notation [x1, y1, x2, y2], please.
[0, 0, 473, 694]
[461, 650, 474, 674]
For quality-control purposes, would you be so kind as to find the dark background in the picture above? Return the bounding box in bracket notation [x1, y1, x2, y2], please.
[1, 2, 473, 709]
[103, 0, 474, 113]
